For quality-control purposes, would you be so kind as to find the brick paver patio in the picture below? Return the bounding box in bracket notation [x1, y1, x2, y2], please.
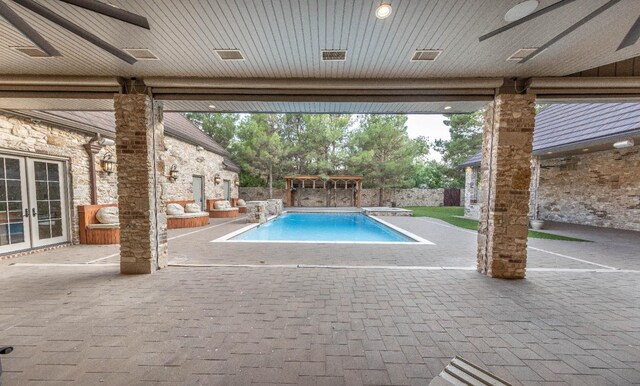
[1, 216, 638, 385]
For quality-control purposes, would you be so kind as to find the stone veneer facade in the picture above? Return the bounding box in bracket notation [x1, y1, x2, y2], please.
[0, 112, 118, 244]
[537, 148, 640, 231]
[0, 111, 238, 250]
[239, 187, 463, 207]
[477, 94, 536, 279]
[464, 145, 640, 232]
[163, 136, 238, 202]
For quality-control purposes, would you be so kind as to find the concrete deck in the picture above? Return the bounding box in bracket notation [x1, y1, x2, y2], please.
[0, 216, 638, 385]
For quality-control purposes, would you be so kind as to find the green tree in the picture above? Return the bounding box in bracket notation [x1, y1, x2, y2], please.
[183, 112, 239, 149]
[231, 114, 288, 198]
[347, 115, 425, 205]
[432, 111, 484, 187]
[300, 114, 351, 176]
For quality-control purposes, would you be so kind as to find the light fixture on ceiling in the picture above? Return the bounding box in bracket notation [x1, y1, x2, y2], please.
[546, 151, 553, 154]
[375, 3, 392, 19]
[208, 104, 216, 109]
[444, 106, 452, 110]
[583, 148, 589, 151]
[613, 139, 634, 149]
[504, 0, 539, 22]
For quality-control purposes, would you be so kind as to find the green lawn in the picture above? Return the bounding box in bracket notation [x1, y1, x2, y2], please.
[404, 206, 588, 242]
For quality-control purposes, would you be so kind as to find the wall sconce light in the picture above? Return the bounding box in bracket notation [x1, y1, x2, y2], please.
[168, 164, 179, 182]
[234, 179, 240, 187]
[101, 152, 115, 175]
[214, 174, 222, 185]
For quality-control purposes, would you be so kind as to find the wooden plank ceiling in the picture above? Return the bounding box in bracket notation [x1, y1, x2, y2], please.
[0, 0, 639, 113]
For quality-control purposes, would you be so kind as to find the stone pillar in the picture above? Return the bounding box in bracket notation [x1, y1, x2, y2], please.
[114, 93, 168, 274]
[464, 167, 478, 207]
[477, 93, 535, 279]
[246, 201, 267, 224]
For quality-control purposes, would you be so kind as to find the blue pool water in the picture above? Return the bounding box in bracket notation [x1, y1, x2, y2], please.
[232, 212, 415, 242]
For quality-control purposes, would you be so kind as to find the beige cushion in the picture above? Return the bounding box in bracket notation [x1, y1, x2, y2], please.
[167, 203, 185, 215]
[167, 212, 209, 219]
[87, 223, 119, 229]
[185, 203, 201, 213]
[237, 199, 246, 207]
[96, 206, 119, 224]
[212, 207, 239, 212]
[214, 200, 231, 210]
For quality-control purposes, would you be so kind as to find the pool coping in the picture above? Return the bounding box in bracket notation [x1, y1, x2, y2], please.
[211, 211, 435, 245]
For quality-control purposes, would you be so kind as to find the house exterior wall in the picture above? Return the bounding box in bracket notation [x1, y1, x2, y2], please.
[0, 113, 118, 244]
[538, 148, 640, 231]
[0, 113, 237, 246]
[463, 147, 640, 231]
[163, 136, 238, 202]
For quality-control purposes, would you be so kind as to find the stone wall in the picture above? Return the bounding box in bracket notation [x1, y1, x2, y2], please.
[0, 112, 238, 246]
[0, 113, 118, 244]
[538, 148, 640, 231]
[239, 187, 464, 207]
[163, 136, 238, 202]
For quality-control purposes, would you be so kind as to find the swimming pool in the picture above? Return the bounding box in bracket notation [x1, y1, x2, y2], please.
[219, 212, 431, 244]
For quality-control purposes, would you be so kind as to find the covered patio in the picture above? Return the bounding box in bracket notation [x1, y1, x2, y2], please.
[1, 0, 639, 384]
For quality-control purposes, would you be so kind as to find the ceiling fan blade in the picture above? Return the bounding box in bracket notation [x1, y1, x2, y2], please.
[12, 0, 137, 64]
[520, 0, 623, 64]
[0, 0, 60, 56]
[617, 15, 640, 50]
[479, 0, 578, 42]
[57, 0, 149, 29]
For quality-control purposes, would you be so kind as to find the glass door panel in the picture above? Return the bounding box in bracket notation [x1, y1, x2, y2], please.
[0, 156, 30, 254]
[27, 159, 68, 247]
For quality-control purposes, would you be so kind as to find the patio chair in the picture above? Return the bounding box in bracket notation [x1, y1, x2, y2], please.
[0, 346, 13, 382]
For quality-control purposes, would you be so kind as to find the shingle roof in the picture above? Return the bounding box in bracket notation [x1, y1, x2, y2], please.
[29, 110, 230, 158]
[460, 103, 640, 167]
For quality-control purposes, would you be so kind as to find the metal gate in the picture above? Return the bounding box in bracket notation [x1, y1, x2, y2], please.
[443, 188, 461, 206]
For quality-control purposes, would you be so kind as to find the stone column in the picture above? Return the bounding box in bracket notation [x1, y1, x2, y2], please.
[477, 93, 535, 279]
[114, 93, 168, 274]
[464, 167, 478, 208]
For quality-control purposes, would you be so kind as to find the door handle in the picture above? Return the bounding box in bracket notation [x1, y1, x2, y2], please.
[32, 208, 37, 217]
[24, 208, 29, 218]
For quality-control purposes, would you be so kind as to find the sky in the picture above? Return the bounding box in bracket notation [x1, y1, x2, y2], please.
[406, 114, 450, 161]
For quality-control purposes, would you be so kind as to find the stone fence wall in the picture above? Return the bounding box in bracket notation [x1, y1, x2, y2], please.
[239, 187, 464, 207]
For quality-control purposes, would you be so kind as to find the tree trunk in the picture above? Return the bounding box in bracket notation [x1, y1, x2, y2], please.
[378, 187, 383, 206]
[268, 164, 273, 199]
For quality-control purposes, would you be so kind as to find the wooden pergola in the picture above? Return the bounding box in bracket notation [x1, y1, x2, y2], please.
[284, 175, 363, 207]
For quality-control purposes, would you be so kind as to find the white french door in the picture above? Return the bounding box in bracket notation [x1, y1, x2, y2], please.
[0, 155, 31, 254]
[0, 155, 69, 254]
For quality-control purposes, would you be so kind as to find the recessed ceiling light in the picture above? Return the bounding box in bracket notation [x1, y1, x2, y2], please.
[444, 106, 452, 110]
[504, 0, 539, 22]
[546, 151, 553, 154]
[613, 139, 634, 149]
[583, 148, 589, 151]
[375, 3, 392, 19]
[208, 104, 216, 109]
